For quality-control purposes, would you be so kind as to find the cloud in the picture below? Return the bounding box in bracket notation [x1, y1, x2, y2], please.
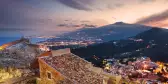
[107, 3, 125, 9]
[0, 0, 54, 30]
[81, 24, 97, 28]
[64, 20, 70, 22]
[135, 9, 168, 26]
[56, 0, 93, 11]
[0, 27, 33, 31]
[57, 23, 97, 28]
[57, 24, 69, 27]
[140, 0, 156, 3]
[56, 0, 127, 11]
[80, 20, 91, 23]
[57, 24, 81, 28]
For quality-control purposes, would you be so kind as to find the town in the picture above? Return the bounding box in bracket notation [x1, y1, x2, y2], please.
[0, 38, 168, 84]
[37, 40, 96, 48]
[1, 0, 168, 83]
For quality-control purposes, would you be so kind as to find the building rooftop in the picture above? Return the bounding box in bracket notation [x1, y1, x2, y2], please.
[40, 52, 103, 84]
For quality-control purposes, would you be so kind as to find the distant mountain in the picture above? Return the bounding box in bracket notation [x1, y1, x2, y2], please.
[71, 28, 168, 66]
[135, 28, 168, 43]
[47, 22, 152, 42]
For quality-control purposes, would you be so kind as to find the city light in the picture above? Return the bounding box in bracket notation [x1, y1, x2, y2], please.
[143, 64, 148, 69]
[0, 47, 4, 50]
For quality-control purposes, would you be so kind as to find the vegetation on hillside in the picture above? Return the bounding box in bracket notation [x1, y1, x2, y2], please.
[0, 67, 22, 82]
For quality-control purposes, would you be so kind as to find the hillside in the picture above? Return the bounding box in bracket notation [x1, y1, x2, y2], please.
[71, 28, 168, 66]
[0, 39, 44, 68]
[47, 22, 151, 42]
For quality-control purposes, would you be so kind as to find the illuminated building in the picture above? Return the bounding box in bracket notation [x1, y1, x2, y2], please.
[37, 48, 103, 84]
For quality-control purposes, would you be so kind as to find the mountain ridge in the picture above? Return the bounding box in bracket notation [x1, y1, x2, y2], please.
[71, 27, 168, 66]
[47, 22, 155, 42]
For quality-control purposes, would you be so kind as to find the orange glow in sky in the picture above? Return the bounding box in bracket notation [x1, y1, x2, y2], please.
[1, 0, 168, 36]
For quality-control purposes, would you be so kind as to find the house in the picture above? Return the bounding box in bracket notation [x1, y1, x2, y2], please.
[37, 48, 104, 84]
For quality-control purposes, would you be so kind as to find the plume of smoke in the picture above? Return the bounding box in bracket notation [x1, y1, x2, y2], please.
[136, 9, 168, 24]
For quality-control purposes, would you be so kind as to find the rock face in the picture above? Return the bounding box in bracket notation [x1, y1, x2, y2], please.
[0, 42, 43, 68]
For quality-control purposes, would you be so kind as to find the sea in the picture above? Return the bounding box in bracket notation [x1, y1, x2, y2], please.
[0, 37, 47, 45]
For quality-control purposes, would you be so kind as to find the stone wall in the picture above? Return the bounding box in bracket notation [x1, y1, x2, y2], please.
[38, 58, 64, 84]
[51, 48, 71, 57]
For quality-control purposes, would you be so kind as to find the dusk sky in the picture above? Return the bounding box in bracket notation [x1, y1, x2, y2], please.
[1, 0, 168, 37]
